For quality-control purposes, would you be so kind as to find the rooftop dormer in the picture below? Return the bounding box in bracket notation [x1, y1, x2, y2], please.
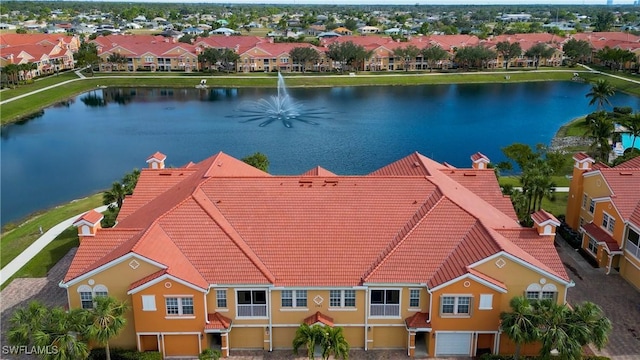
[146, 151, 166, 169]
[470, 152, 490, 170]
[72, 209, 104, 238]
[531, 209, 560, 236]
[572, 152, 595, 170]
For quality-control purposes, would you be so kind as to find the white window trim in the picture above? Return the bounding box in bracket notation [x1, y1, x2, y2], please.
[582, 194, 588, 209]
[625, 227, 640, 260]
[216, 289, 228, 309]
[525, 284, 558, 301]
[408, 288, 421, 309]
[440, 294, 472, 317]
[601, 211, 615, 234]
[77, 284, 108, 309]
[329, 289, 357, 309]
[280, 289, 308, 309]
[589, 199, 595, 214]
[368, 288, 401, 319]
[235, 289, 268, 319]
[588, 236, 599, 256]
[164, 296, 195, 317]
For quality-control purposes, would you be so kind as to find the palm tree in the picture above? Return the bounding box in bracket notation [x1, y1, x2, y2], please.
[103, 181, 127, 210]
[86, 296, 129, 360]
[583, 111, 615, 163]
[322, 326, 350, 360]
[293, 323, 325, 359]
[586, 79, 615, 111]
[500, 297, 539, 360]
[534, 300, 611, 360]
[33, 307, 90, 360]
[7, 300, 48, 347]
[623, 112, 640, 151]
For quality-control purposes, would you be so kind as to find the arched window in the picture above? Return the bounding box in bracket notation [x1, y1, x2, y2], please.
[525, 283, 541, 301]
[93, 284, 108, 298]
[77, 285, 93, 309]
[81, 225, 90, 235]
[525, 283, 557, 301]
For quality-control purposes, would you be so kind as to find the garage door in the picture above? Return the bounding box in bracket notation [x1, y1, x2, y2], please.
[435, 332, 472, 356]
[164, 334, 200, 357]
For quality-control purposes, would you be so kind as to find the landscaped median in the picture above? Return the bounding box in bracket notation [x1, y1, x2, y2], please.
[1, 70, 579, 125]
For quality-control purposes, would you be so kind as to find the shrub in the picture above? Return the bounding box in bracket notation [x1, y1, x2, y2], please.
[89, 348, 162, 360]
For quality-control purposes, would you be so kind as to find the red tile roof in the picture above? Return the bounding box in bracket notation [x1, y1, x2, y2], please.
[573, 152, 593, 162]
[301, 166, 337, 177]
[471, 152, 489, 162]
[498, 228, 570, 280]
[206, 312, 232, 330]
[64, 152, 570, 289]
[147, 151, 166, 161]
[614, 155, 640, 169]
[128, 269, 167, 291]
[531, 209, 559, 226]
[405, 312, 431, 329]
[304, 311, 334, 327]
[598, 166, 640, 223]
[582, 222, 621, 252]
[467, 268, 507, 291]
[74, 209, 104, 225]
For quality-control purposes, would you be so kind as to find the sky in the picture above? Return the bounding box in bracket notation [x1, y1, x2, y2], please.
[101, 0, 637, 4]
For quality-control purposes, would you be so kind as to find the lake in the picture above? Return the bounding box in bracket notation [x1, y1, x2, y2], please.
[2, 81, 639, 226]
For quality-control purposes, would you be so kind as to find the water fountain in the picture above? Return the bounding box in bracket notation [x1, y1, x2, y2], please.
[230, 72, 328, 128]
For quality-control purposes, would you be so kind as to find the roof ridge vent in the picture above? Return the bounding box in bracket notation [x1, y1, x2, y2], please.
[619, 171, 633, 175]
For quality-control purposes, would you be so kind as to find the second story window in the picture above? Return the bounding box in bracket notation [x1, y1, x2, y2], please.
[281, 290, 307, 308]
[78, 284, 108, 309]
[440, 295, 471, 316]
[589, 200, 595, 214]
[602, 213, 615, 233]
[625, 228, 640, 260]
[329, 290, 356, 308]
[145, 56, 154, 63]
[582, 194, 588, 208]
[216, 289, 227, 308]
[165, 297, 194, 316]
[370, 289, 400, 317]
[409, 289, 420, 308]
[237, 290, 267, 317]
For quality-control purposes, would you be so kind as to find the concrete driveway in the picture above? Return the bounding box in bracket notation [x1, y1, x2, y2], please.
[556, 237, 640, 359]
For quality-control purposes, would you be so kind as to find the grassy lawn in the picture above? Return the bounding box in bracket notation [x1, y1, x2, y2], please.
[499, 175, 571, 188]
[0, 193, 103, 269]
[0, 71, 79, 102]
[1, 70, 575, 125]
[0, 228, 79, 291]
[541, 192, 569, 218]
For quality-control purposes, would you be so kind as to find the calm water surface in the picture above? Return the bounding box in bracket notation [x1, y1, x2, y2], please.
[2, 81, 639, 225]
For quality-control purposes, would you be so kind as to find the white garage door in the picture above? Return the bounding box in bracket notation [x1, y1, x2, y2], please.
[435, 332, 472, 356]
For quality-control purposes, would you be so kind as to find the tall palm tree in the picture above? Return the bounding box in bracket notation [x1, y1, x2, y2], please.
[293, 323, 325, 359]
[500, 297, 539, 360]
[322, 326, 350, 360]
[86, 296, 129, 360]
[103, 181, 127, 210]
[586, 79, 615, 111]
[623, 112, 640, 151]
[583, 111, 615, 163]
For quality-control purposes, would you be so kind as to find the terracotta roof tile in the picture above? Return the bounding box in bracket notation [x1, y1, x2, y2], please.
[467, 268, 507, 291]
[405, 312, 431, 329]
[206, 312, 232, 330]
[74, 209, 104, 225]
[582, 222, 621, 252]
[147, 151, 166, 161]
[304, 311, 334, 327]
[598, 167, 640, 221]
[614, 155, 640, 169]
[301, 166, 337, 176]
[128, 269, 167, 291]
[471, 152, 489, 162]
[573, 152, 593, 162]
[498, 229, 569, 280]
[531, 209, 559, 226]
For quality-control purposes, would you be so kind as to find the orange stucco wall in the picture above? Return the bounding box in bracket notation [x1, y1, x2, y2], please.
[66, 256, 162, 349]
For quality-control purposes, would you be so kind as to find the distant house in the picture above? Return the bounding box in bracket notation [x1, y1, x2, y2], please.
[358, 26, 380, 34]
[333, 27, 353, 36]
[499, 13, 533, 22]
[211, 27, 238, 36]
[182, 27, 204, 36]
[317, 31, 341, 39]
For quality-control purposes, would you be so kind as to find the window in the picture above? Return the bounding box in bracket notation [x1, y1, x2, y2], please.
[78, 284, 108, 309]
[409, 289, 420, 308]
[165, 297, 194, 316]
[370, 289, 400, 317]
[330, 290, 356, 308]
[237, 290, 267, 317]
[579, 217, 584, 228]
[145, 56, 154, 63]
[479, 294, 493, 310]
[216, 290, 227, 308]
[602, 213, 615, 233]
[588, 236, 598, 255]
[80, 291, 93, 309]
[525, 283, 557, 301]
[142, 295, 156, 311]
[589, 200, 595, 214]
[582, 194, 588, 208]
[626, 228, 640, 259]
[440, 296, 471, 315]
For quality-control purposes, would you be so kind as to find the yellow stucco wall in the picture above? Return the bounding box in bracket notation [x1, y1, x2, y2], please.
[370, 326, 406, 349]
[272, 327, 297, 349]
[66, 256, 162, 349]
[229, 327, 264, 349]
[473, 256, 567, 306]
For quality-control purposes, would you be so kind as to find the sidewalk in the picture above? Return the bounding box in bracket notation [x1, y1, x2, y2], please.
[0, 205, 109, 286]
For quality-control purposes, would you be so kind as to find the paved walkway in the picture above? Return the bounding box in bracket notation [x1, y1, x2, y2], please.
[0, 205, 109, 286]
[556, 236, 640, 359]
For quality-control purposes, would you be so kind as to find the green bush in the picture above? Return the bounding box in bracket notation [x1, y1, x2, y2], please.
[89, 348, 162, 360]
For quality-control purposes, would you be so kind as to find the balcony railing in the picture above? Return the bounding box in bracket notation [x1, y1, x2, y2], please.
[370, 304, 400, 317]
[237, 304, 267, 317]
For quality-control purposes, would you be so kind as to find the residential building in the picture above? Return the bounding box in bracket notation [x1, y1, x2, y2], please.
[61, 151, 572, 358]
[565, 153, 640, 290]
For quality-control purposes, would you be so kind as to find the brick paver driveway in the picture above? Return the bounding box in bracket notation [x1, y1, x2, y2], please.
[556, 237, 640, 359]
[0, 249, 74, 360]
